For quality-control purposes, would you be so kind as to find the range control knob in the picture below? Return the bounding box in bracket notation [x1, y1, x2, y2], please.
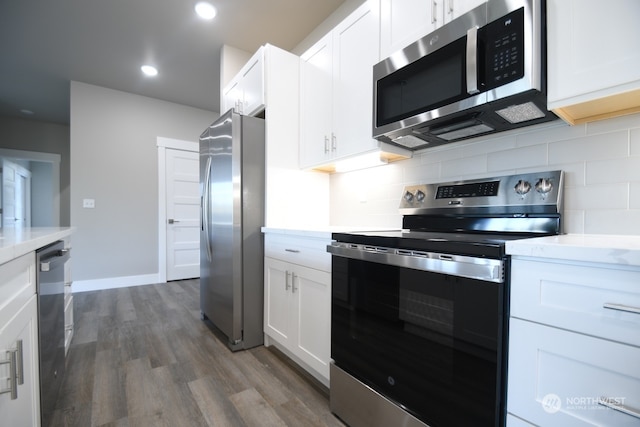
[415, 190, 426, 202]
[404, 191, 414, 202]
[535, 178, 553, 194]
[514, 180, 531, 195]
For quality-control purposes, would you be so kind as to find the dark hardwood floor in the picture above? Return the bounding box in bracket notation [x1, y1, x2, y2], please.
[51, 280, 345, 427]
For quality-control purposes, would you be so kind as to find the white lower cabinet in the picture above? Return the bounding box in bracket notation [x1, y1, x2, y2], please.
[507, 258, 640, 426]
[0, 253, 40, 426]
[263, 232, 332, 386]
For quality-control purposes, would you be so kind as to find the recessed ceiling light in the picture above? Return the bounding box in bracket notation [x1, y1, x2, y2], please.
[141, 65, 158, 77]
[20, 109, 34, 115]
[195, 2, 216, 20]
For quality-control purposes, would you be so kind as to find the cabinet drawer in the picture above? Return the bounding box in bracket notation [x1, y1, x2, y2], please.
[508, 318, 640, 427]
[264, 234, 331, 272]
[511, 258, 640, 347]
[0, 252, 36, 327]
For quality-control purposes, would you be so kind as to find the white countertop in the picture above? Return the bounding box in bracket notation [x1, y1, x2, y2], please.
[506, 234, 640, 267]
[0, 227, 74, 265]
[261, 226, 397, 239]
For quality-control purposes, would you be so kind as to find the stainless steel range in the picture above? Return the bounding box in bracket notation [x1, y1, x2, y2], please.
[327, 170, 564, 427]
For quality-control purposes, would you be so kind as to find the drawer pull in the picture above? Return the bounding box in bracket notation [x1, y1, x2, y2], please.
[284, 249, 300, 253]
[15, 340, 23, 385]
[285, 271, 291, 290]
[603, 303, 640, 315]
[598, 397, 640, 420]
[0, 347, 18, 400]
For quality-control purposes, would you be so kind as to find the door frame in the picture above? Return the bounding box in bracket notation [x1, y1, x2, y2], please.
[157, 137, 199, 283]
[0, 148, 61, 227]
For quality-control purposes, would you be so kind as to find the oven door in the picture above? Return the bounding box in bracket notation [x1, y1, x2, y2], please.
[330, 247, 507, 427]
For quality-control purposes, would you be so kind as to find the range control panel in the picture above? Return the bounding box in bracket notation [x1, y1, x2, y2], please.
[400, 170, 564, 213]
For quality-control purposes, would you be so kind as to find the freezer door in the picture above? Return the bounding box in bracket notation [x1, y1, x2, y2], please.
[200, 111, 243, 345]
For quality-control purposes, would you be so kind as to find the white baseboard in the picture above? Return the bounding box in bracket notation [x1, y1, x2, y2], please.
[72, 273, 161, 293]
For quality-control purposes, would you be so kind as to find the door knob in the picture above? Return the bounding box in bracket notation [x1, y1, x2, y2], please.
[168, 219, 180, 224]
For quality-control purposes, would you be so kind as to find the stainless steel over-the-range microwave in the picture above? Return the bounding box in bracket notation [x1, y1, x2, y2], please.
[373, 0, 557, 151]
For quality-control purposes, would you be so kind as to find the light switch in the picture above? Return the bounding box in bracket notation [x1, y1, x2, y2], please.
[83, 198, 95, 208]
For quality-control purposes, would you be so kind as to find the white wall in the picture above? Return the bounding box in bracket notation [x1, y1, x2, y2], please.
[70, 81, 217, 286]
[292, 0, 367, 55]
[330, 113, 640, 235]
[220, 45, 252, 92]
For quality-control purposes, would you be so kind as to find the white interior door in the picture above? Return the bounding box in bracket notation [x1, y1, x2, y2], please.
[1, 159, 31, 229]
[2, 160, 16, 227]
[165, 148, 200, 281]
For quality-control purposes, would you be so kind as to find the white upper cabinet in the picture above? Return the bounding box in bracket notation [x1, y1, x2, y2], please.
[222, 46, 265, 116]
[332, 1, 380, 160]
[546, 0, 640, 124]
[300, 33, 334, 168]
[300, 0, 380, 169]
[443, 0, 486, 23]
[380, 0, 485, 59]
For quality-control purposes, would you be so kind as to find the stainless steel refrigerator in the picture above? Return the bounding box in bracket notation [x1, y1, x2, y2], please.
[199, 109, 264, 351]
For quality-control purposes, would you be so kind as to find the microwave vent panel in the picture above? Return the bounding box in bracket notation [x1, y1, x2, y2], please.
[496, 102, 546, 124]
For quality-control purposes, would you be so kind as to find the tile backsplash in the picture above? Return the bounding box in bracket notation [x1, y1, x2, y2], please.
[330, 113, 640, 235]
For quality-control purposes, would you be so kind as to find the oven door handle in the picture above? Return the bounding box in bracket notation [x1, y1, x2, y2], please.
[327, 243, 504, 283]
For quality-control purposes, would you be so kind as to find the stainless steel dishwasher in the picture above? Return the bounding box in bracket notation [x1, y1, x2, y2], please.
[36, 240, 69, 427]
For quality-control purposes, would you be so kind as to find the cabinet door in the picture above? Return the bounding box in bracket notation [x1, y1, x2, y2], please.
[444, 0, 485, 23]
[508, 318, 640, 427]
[299, 33, 334, 168]
[222, 79, 241, 114]
[547, 0, 640, 116]
[264, 258, 293, 345]
[241, 52, 265, 116]
[332, 1, 380, 160]
[380, 0, 438, 59]
[0, 296, 39, 426]
[293, 264, 331, 379]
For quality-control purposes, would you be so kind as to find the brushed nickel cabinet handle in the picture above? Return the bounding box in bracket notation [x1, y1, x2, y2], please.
[285, 248, 300, 253]
[292, 273, 298, 293]
[432, 0, 437, 23]
[0, 348, 18, 399]
[603, 303, 640, 315]
[285, 271, 291, 290]
[15, 340, 23, 385]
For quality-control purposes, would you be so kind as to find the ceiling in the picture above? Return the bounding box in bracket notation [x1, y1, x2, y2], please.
[0, 0, 347, 125]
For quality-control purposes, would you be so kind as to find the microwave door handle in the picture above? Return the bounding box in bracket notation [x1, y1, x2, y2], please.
[466, 26, 479, 95]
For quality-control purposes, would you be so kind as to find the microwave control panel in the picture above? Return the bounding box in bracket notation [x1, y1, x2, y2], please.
[482, 7, 525, 90]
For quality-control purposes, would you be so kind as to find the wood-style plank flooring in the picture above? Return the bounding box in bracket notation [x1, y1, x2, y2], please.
[51, 280, 345, 427]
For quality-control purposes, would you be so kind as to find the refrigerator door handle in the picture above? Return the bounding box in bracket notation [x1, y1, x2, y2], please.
[203, 156, 213, 262]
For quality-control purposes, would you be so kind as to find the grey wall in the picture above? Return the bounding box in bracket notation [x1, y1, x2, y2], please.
[0, 116, 70, 225]
[30, 161, 54, 226]
[70, 81, 217, 282]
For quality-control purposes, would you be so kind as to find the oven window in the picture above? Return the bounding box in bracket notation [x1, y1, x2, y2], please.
[376, 37, 467, 127]
[332, 256, 506, 427]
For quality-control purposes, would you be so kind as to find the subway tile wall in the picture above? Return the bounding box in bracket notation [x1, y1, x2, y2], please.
[330, 113, 640, 235]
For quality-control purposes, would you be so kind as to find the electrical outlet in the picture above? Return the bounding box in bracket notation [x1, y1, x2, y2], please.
[83, 198, 95, 208]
